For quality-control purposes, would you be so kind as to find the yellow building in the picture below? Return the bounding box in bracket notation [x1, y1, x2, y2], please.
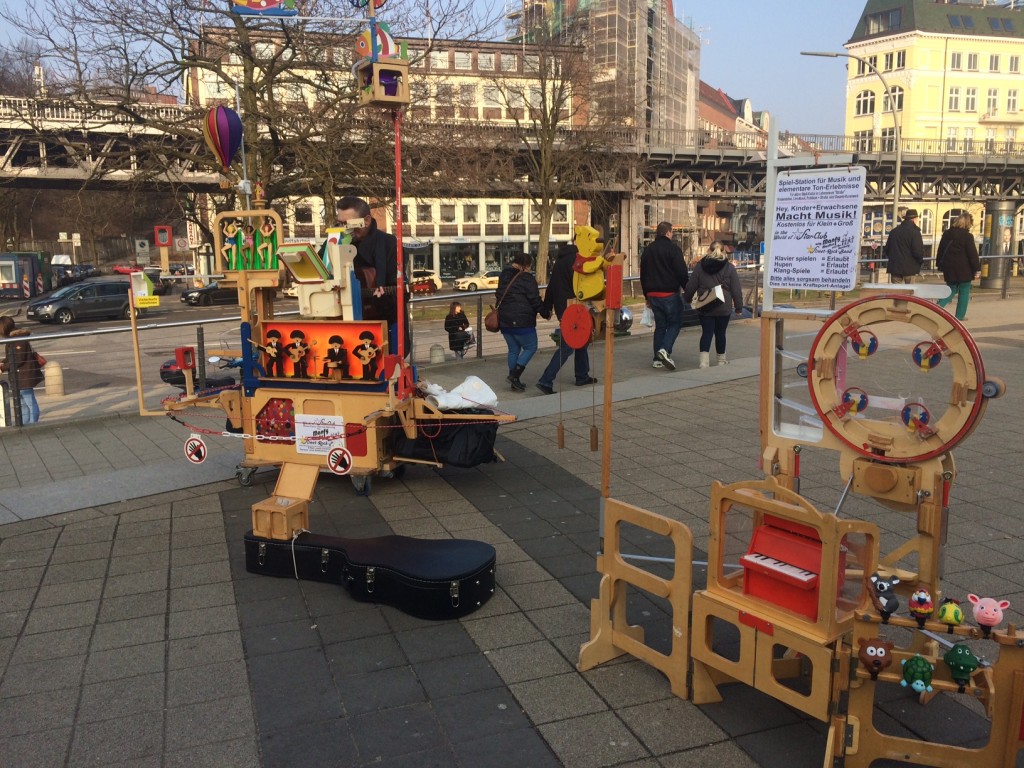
[845, 0, 1024, 256]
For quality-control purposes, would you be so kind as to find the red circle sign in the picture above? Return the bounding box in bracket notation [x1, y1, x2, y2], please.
[327, 447, 353, 476]
[184, 436, 207, 464]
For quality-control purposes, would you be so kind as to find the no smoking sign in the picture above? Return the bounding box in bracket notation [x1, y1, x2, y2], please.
[327, 447, 353, 475]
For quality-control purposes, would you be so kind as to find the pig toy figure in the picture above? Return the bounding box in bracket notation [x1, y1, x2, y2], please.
[967, 594, 1010, 638]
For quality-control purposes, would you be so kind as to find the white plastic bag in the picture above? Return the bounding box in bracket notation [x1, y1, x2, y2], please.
[640, 306, 655, 327]
[425, 376, 498, 410]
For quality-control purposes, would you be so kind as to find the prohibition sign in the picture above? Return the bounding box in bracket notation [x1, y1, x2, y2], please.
[184, 436, 207, 464]
[327, 447, 353, 475]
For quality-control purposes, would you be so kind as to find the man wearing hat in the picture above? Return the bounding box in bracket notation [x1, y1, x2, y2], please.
[883, 208, 925, 284]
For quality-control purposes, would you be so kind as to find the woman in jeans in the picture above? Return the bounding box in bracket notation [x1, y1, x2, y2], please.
[936, 212, 981, 322]
[495, 253, 549, 391]
[683, 241, 745, 368]
[0, 315, 43, 424]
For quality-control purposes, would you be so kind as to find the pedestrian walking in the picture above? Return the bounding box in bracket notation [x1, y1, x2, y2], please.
[495, 253, 549, 391]
[684, 241, 745, 368]
[639, 221, 689, 370]
[884, 208, 925, 283]
[536, 243, 597, 394]
[936, 212, 981, 322]
[0, 315, 43, 424]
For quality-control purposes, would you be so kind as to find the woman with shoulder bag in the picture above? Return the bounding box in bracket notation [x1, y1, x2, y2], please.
[683, 241, 744, 369]
[495, 253, 549, 391]
[0, 316, 43, 424]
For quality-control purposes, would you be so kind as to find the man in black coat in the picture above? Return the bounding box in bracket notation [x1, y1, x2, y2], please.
[884, 209, 925, 283]
[535, 243, 597, 394]
[640, 221, 689, 370]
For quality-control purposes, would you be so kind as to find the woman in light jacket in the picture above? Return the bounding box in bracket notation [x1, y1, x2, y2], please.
[683, 242, 744, 368]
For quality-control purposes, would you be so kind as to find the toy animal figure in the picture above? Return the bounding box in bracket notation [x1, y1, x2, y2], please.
[355, 21, 398, 59]
[937, 597, 964, 634]
[967, 594, 1010, 638]
[901, 654, 934, 693]
[943, 643, 980, 691]
[857, 637, 895, 681]
[908, 587, 934, 629]
[571, 225, 610, 303]
[869, 572, 901, 623]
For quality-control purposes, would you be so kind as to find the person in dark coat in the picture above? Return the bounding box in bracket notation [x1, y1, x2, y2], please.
[444, 301, 474, 359]
[683, 242, 745, 368]
[536, 243, 597, 394]
[496, 252, 549, 391]
[640, 221, 689, 370]
[884, 209, 925, 283]
[936, 212, 981, 321]
[0, 315, 42, 424]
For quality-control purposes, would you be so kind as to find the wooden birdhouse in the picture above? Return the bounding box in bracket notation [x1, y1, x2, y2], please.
[355, 59, 410, 108]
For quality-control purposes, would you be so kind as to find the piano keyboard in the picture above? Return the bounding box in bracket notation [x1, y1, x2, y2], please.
[741, 553, 818, 589]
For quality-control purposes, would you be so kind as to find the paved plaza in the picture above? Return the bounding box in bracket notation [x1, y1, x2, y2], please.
[1, 290, 1023, 767]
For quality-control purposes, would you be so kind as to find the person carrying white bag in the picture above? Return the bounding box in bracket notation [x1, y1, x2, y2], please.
[683, 241, 744, 369]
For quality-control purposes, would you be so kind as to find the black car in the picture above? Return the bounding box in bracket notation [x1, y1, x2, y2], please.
[168, 262, 196, 275]
[25, 280, 141, 324]
[180, 282, 238, 306]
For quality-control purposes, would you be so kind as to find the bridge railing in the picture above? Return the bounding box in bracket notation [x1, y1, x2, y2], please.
[0, 96, 194, 129]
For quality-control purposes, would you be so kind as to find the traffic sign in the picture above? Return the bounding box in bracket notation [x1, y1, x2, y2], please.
[135, 239, 150, 255]
[184, 435, 207, 464]
[72, 233, 81, 246]
[154, 225, 172, 248]
[174, 237, 188, 250]
[327, 447, 353, 475]
[136, 296, 160, 308]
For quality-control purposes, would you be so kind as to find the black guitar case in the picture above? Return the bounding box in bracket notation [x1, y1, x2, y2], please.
[243, 531, 495, 620]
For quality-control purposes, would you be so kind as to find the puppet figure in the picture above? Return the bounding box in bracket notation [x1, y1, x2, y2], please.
[968, 594, 1010, 638]
[259, 329, 283, 377]
[857, 637, 895, 681]
[943, 644, 980, 691]
[908, 587, 934, 629]
[869, 572, 901, 623]
[571, 224, 610, 303]
[323, 335, 350, 380]
[937, 597, 964, 634]
[900, 654, 934, 694]
[355, 330, 381, 381]
[221, 220, 240, 269]
[286, 329, 310, 378]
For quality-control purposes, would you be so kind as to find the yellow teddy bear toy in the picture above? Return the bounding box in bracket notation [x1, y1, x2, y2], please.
[571, 224, 610, 302]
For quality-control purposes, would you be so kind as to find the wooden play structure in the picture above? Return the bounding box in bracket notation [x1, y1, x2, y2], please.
[577, 278, 1019, 765]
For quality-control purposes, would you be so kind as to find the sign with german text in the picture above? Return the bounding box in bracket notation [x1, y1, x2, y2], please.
[768, 167, 866, 292]
[295, 415, 346, 455]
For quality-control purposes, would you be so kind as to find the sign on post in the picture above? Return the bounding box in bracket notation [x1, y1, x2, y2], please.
[154, 226, 173, 248]
[768, 167, 866, 292]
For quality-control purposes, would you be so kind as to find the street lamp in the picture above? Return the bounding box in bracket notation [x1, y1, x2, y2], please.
[801, 50, 903, 238]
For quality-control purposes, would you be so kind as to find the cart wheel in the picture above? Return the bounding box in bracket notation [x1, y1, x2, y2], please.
[352, 475, 371, 496]
[981, 377, 1006, 398]
[236, 466, 256, 487]
[379, 465, 406, 481]
[796, 362, 809, 378]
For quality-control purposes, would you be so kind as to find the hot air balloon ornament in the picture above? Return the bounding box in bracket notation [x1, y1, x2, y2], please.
[202, 106, 244, 174]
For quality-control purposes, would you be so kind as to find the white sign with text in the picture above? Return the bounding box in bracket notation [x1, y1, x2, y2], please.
[295, 415, 347, 455]
[768, 167, 866, 292]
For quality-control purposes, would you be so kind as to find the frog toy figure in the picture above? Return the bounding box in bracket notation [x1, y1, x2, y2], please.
[901, 654, 934, 694]
[943, 643, 980, 692]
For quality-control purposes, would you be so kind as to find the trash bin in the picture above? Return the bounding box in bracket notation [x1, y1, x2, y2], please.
[980, 255, 1010, 289]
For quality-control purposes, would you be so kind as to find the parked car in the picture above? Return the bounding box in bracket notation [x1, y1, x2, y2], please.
[454, 270, 501, 291]
[72, 264, 96, 280]
[112, 263, 143, 275]
[51, 265, 77, 287]
[143, 268, 173, 296]
[180, 281, 238, 306]
[168, 262, 195, 275]
[25, 280, 140, 324]
[412, 269, 443, 291]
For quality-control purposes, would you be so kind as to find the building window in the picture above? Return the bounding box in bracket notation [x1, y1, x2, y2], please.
[855, 90, 875, 116]
[951, 52, 962, 70]
[408, 49, 424, 68]
[508, 204, 524, 222]
[435, 83, 454, 104]
[964, 128, 975, 152]
[895, 50, 905, 69]
[967, 52, 979, 71]
[943, 209, 968, 232]
[883, 86, 904, 112]
[554, 204, 568, 222]
[988, 88, 999, 114]
[1010, 89, 1019, 113]
[459, 84, 476, 109]
[1007, 128, 1017, 152]
[884, 52, 894, 71]
[965, 87, 977, 112]
[478, 52, 494, 70]
[866, 9, 901, 34]
[486, 204, 501, 223]
[948, 87, 961, 111]
[881, 127, 896, 152]
[295, 206, 312, 224]
[416, 203, 432, 222]
[524, 54, 540, 73]
[991, 54, 1001, 72]
[854, 130, 873, 152]
[453, 51, 472, 70]
[439, 204, 456, 223]
[986, 128, 997, 152]
[500, 53, 518, 72]
[856, 56, 878, 76]
[254, 42, 275, 60]
[429, 50, 448, 69]
[920, 209, 933, 236]
[463, 204, 479, 223]
[1011, 55, 1020, 73]
[947, 127, 958, 151]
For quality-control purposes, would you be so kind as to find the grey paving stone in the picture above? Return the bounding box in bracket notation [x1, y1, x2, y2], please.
[98, 591, 168, 623]
[243, 618, 322, 657]
[0, 547, 52, 570]
[22, 599, 98, 636]
[0, 565, 45, 591]
[525, 602, 592, 639]
[486, 640, 575, 684]
[462, 612, 544, 651]
[69, 710, 163, 766]
[166, 658, 250, 707]
[453, 726, 562, 768]
[164, 736, 261, 768]
[57, 521, 117, 547]
[503, 580, 578, 611]
[581, 658, 679, 709]
[116, 519, 171, 540]
[700, 682, 804, 737]
[312, 604, 391, 643]
[0, 689, 78, 738]
[511, 671, 608, 725]
[415, 652, 506, 699]
[169, 604, 240, 640]
[90, 614, 166, 651]
[0, 609, 26, 639]
[108, 550, 170, 577]
[83, 641, 167, 684]
[260, 719, 357, 768]
[539, 710, 649, 767]
[248, 647, 343, 730]
[432, 685, 534, 744]
[0, 586, 35, 614]
[336, 666, 427, 716]
[0, 727, 72, 768]
[48, 540, 113, 565]
[167, 630, 244, 671]
[0, 654, 86, 698]
[324, 633, 407, 676]
[169, 558, 232, 588]
[350, 703, 446, 763]
[110, 533, 169, 558]
[619, 698, 728, 755]
[102, 568, 167, 598]
[169, 581, 235, 613]
[11, 625, 93, 664]
[165, 694, 257, 749]
[733, 721, 826, 768]
[659, 742, 761, 767]
[77, 671, 166, 723]
[395, 622, 480, 664]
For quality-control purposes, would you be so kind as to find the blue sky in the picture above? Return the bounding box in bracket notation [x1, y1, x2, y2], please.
[686, 1, 866, 136]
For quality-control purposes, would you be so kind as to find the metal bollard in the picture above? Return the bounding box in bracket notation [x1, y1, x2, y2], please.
[429, 344, 446, 364]
[44, 359, 65, 396]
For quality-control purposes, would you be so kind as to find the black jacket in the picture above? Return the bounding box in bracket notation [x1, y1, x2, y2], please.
[936, 227, 981, 284]
[884, 220, 925, 277]
[541, 244, 578, 320]
[684, 257, 744, 317]
[352, 220, 398, 287]
[0, 328, 42, 389]
[640, 235, 689, 296]
[495, 266, 546, 329]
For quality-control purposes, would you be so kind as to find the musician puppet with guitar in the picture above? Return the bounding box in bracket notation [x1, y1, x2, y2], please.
[285, 329, 310, 378]
[336, 195, 409, 353]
